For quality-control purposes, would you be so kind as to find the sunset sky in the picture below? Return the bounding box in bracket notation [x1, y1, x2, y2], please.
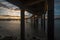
[0, 0, 32, 16]
[0, 0, 60, 16]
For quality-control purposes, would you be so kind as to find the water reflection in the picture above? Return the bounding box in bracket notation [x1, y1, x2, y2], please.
[0, 20, 20, 40]
[0, 19, 60, 40]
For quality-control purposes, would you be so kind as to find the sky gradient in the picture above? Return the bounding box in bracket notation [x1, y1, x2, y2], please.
[54, 0, 60, 15]
[0, 0, 60, 16]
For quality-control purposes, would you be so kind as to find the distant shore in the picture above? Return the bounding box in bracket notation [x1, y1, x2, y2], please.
[0, 18, 60, 21]
[0, 19, 20, 21]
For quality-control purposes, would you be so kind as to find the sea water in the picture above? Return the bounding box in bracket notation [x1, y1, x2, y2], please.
[0, 19, 60, 40]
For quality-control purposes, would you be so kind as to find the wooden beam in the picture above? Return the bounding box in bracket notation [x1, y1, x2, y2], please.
[6, 0, 45, 7]
[24, 0, 44, 6]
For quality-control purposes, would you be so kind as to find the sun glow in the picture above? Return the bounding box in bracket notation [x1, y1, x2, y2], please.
[0, 6, 32, 16]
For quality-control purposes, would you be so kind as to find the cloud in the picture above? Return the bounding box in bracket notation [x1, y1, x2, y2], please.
[0, 7, 31, 16]
[0, 0, 5, 2]
[0, 0, 19, 10]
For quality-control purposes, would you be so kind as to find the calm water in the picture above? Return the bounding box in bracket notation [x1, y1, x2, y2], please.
[0, 20, 60, 40]
[54, 19, 60, 40]
[0, 21, 20, 39]
[0, 20, 31, 40]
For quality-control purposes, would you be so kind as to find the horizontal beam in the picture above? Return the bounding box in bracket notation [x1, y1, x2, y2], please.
[6, 0, 45, 7]
[24, 0, 45, 6]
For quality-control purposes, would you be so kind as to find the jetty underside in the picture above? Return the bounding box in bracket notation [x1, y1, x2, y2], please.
[6, 0, 54, 40]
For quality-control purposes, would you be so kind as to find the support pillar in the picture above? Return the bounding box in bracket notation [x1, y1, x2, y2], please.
[21, 9, 25, 40]
[33, 15, 36, 33]
[47, 0, 54, 40]
[34, 15, 35, 29]
[43, 13, 46, 32]
[41, 14, 44, 30]
[31, 18, 33, 27]
[33, 15, 38, 33]
[35, 15, 38, 32]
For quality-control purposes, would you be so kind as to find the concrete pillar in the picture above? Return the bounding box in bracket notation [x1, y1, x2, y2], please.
[21, 9, 25, 40]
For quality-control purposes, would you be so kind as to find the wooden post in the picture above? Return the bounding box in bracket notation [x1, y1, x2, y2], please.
[47, 0, 54, 40]
[41, 14, 44, 30]
[21, 9, 25, 40]
[43, 13, 45, 32]
[35, 15, 38, 32]
[30, 18, 32, 27]
[34, 15, 35, 29]
[33, 15, 36, 33]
